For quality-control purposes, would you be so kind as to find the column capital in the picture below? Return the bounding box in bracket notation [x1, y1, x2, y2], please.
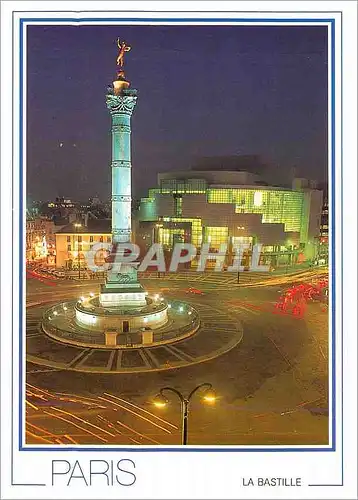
[106, 93, 137, 115]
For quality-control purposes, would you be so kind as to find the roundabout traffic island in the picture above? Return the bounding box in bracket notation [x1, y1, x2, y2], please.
[42, 295, 200, 349]
[27, 297, 244, 374]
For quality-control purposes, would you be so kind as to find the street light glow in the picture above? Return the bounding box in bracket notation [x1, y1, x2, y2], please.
[153, 400, 167, 408]
[153, 394, 168, 408]
[202, 390, 216, 404]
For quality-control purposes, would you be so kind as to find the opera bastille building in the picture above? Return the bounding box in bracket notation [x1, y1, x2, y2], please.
[137, 157, 323, 268]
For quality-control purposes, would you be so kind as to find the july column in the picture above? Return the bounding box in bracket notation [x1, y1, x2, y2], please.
[106, 89, 137, 245]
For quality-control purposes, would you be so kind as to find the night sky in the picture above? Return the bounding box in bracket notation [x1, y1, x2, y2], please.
[27, 25, 328, 202]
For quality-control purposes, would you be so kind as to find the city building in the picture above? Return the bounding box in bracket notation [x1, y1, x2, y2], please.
[47, 197, 76, 209]
[26, 217, 58, 263]
[318, 192, 329, 264]
[55, 219, 112, 270]
[137, 164, 323, 267]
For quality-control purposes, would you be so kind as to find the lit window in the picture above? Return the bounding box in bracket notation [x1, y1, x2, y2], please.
[174, 195, 183, 216]
[204, 226, 228, 249]
[254, 191, 263, 207]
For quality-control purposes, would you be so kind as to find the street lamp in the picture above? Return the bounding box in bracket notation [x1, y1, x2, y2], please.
[153, 223, 164, 277]
[74, 223, 82, 280]
[153, 383, 216, 445]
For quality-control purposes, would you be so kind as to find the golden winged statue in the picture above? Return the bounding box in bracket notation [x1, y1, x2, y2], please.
[116, 38, 131, 68]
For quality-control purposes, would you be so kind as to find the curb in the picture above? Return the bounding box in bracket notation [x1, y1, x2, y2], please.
[41, 320, 200, 350]
[27, 321, 243, 374]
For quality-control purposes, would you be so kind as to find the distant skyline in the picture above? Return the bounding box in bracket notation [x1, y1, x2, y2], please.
[27, 24, 328, 201]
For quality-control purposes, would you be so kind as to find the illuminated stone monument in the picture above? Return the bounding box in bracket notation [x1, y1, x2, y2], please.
[72, 39, 168, 334]
[99, 39, 146, 308]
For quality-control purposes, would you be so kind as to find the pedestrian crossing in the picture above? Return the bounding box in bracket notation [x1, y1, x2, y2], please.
[139, 271, 273, 286]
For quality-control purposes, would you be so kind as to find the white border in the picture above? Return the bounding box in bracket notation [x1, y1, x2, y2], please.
[1, 2, 356, 499]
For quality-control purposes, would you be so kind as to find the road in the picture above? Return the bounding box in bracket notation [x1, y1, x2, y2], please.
[25, 269, 329, 446]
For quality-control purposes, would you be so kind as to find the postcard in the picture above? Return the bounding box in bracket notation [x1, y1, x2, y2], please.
[1, 1, 356, 499]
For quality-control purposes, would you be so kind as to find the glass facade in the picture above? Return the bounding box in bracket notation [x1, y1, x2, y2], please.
[207, 188, 303, 233]
[161, 217, 203, 247]
[160, 178, 207, 194]
[138, 177, 319, 256]
[148, 188, 160, 198]
[232, 236, 253, 246]
[174, 195, 183, 216]
[159, 227, 189, 247]
[204, 226, 229, 248]
[139, 197, 157, 221]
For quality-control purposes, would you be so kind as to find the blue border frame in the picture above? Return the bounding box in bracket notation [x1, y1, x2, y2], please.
[18, 16, 337, 453]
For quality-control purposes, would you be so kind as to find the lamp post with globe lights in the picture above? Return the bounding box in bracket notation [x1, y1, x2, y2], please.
[153, 383, 216, 445]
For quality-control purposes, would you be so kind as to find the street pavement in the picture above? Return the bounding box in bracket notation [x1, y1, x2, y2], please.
[25, 269, 329, 446]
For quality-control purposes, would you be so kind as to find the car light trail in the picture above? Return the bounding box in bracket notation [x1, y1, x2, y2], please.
[49, 406, 116, 438]
[26, 400, 39, 411]
[56, 392, 107, 407]
[55, 394, 106, 409]
[25, 430, 53, 444]
[27, 384, 108, 410]
[26, 383, 52, 396]
[26, 421, 57, 438]
[43, 410, 108, 443]
[104, 392, 178, 429]
[113, 419, 161, 445]
[64, 434, 78, 444]
[98, 396, 172, 434]
[97, 415, 142, 445]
